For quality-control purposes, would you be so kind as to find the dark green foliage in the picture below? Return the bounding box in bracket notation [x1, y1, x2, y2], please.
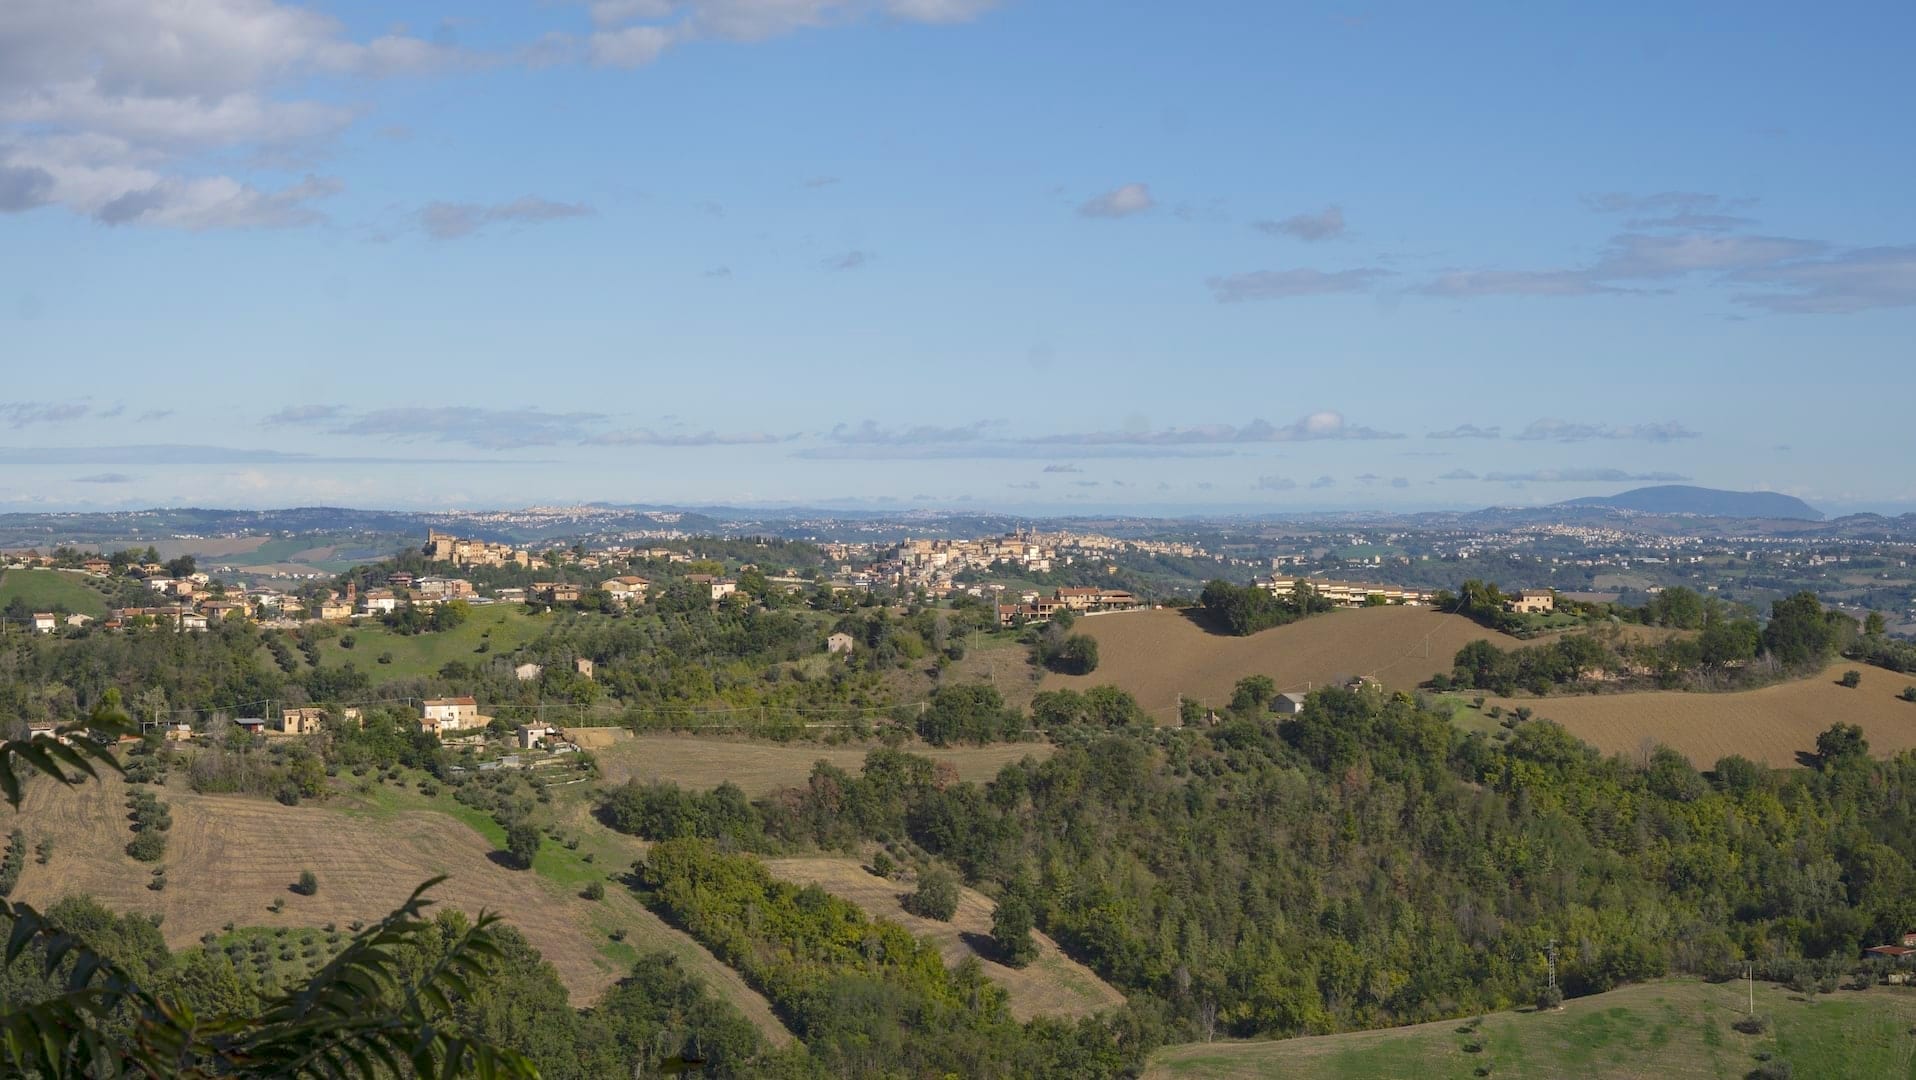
[916, 684, 1022, 746]
[1535, 985, 1562, 1010]
[1198, 579, 1331, 636]
[599, 780, 765, 849]
[1733, 1014, 1770, 1034]
[1029, 686, 1149, 729]
[0, 831, 24, 897]
[296, 870, 319, 896]
[581, 880, 604, 902]
[1839, 669, 1862, 688]
[1814, 722, 1868, 767]
[989, 887, 1037, 968]
[904, 866, 960, 921]
[505, 821, 542, 869]
[1763, 591, 1849, 669]
[1902, 686, 1916, 703]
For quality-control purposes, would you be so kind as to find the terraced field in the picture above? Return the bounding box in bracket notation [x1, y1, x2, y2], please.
[2, 773, 792, 1043]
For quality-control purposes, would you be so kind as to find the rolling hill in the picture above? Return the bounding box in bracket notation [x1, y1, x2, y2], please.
[1558, 485, 1822, 520]
[1146, 977, 1916, 1079]
[1040, 607, 1526, 720]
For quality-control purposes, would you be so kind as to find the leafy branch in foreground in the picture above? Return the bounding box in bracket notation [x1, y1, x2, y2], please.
[0, 691, 539, 1079]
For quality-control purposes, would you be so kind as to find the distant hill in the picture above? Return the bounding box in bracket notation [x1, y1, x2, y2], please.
[1559, 485, 1821, 520]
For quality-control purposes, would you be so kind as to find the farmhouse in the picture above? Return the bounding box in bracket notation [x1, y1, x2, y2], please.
[574, 657, 595, 679]
[63, 613, 93, 629]
[532, 582, 581, 604]
[163, 722, 195, 742]
[360, 588, 400, 615]
[516, 723, 557, 750]
[233, 718, 267, 736]
[276, 707, 328, 735]
[81, 557, 111, 576]
[600, 575, 650, 603]
[420, 696, 479, 734]
[30, 612, 57, 634]
[827, 631, 857, 654]
[1507, 589, 1556, 615]
[1274, 692, 1309, 716]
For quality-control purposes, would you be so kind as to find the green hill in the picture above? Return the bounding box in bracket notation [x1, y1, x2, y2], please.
[0, 569, 109, 618]
[1147, 978, 1916, 1079]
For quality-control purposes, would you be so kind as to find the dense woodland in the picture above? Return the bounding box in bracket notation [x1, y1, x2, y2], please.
[602, 684, 1916, 1055]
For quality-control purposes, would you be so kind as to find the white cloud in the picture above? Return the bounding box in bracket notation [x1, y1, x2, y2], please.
[1078, 182, 1154, 219]
[589, 25, 673, 67]
[1515, 419, 1700, 443]
[0, 0, 460, 229]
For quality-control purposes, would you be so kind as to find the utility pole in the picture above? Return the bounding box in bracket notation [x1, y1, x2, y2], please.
[1747, 961, 1755, 1016]
[1547, 938, 1557, 997]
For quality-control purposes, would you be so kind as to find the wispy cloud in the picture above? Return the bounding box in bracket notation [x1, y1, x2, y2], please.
[1028, 411, 1401, 446]
[826, 420, 991, 445]
[0, 445, 525, 466]
[331, 407, 607, 449]
[136, 409, 175, 423]
[1438, 468, 1479, 480]
[0, 401, 88, 428]
[72, 472, 136, 484]
[1042, 463, 1082, 473]
[1254, 475, 1296, 491]
[1731, 245, 1916, 314]
[264, 404, 348, 425]
[1207, 268, 1389, 302]
[574, 0, 999, 69]
[823, 250, 873, 271]
[1078, 182, 1154, 219]
[1006, 480, 1039, 490]
[1252, 205, 1345, 242]
[585, 429, 790, 447]
[801, 175, 840, 188]
[417, 197, 594, 240]
[1515, 419, 1699, 443]
[1427, 423, 1501, 439]
[1309, 475, 1335, 489]
[1481, 468, 1691, 483]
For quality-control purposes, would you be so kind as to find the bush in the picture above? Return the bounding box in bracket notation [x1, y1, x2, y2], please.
[505, 820, 542, 869]
[0, 830, 26, 897]
[1536, 985, 1563, 1010]
[126, 830, 167, 862]
[295, 870, 319, 896]
[378, 652, 393, 665]
[1732, 1014, 1769, 1035]
[33, 836, 52, 865]
[1749, 1061, 1792, 1080]
[870, 851, 895, 879]
[904, 866, 961, 922]
[1840, 669, 1862, 688]
[582, 880, 605, 901]
[1901, 686, 1916, 703]
[268, 898, 284, 913]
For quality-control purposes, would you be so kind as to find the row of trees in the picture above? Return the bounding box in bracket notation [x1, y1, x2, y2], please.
[1198, 579, 1333, 636]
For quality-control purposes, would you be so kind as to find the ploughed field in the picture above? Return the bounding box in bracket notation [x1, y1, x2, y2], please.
[1493, 661, 1916, 768]
[1041, 606, 1527, 720]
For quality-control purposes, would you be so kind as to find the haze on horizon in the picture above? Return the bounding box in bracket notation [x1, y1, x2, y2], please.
[3, 1, 1913, 515]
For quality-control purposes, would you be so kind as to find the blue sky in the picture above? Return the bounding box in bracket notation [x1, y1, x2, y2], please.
[3, 1, 1913, 514]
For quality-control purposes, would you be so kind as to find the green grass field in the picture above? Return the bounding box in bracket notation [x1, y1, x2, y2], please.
[0, 569, 109, 618]
[1147, 978, 1916, 1079]
[314, 604, 554, 681]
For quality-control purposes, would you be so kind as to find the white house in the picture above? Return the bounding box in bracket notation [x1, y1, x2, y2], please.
[1274, 692, 1309, 716]
[30, 612, 57, 634]
[827, 632, 856, 655]
[420, 697, 479, 733]
[513, 662, 543, 682]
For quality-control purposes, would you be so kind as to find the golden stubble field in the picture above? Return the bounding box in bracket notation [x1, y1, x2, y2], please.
[1041, 607, 1527, 720]
[1495, 661, 1916, 768]
[760, 855, 1125, 1022]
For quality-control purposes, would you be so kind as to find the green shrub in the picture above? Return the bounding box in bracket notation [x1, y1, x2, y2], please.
[903, 866, 960, 922]
[295, 870, 319, 896]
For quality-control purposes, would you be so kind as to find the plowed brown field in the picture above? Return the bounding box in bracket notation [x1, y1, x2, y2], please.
[1494, 662, 1916, 768]
[760, 856, 1124, 1022]
[1041, 607, 1524, 720]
